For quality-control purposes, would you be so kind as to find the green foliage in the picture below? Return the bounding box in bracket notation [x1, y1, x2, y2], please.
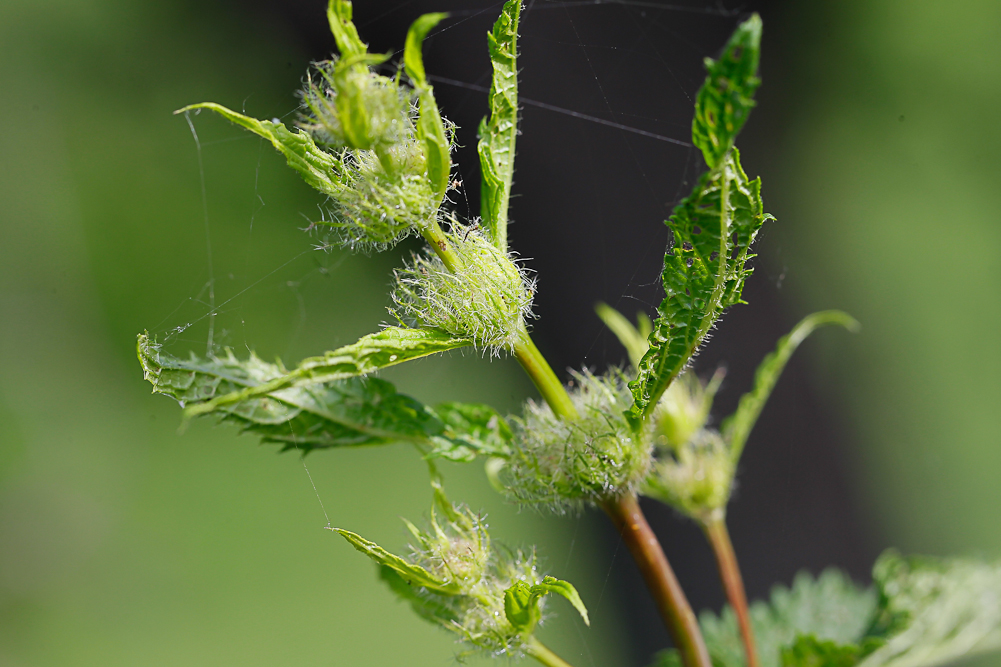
[502, 369, 653, 511]
[861, 551, 1001, 667]
[137, 333, 507, 459]
[723, 311, 858, 461]
[627, 13, 769, 429]
[478, 0, 522, 249]
[336, 485, 585, 658]
[692, 15, 762, 170]
[392, 224, 535, 352]
[781, 636, 866, 667]
[652, 569, 877, 667]
[326, 0, 366, 59]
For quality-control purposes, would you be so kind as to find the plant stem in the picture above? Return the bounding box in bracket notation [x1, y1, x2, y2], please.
[420, 218, 461, 272]
[525, 636, 577, 667]
[513, 333, 578, 420]
[604, 494, 712, 667]
[703, 516, 757, 667]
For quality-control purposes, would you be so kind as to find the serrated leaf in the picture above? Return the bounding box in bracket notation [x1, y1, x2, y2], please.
[503, 575, 589, 634]
[692, 14, 762, 170]
[176, 103, 344, 197]
[137, 332, 514, 459]
[166, 327, 470, 420]
[139, 333, 453, 451]
[628, 149, 770, 427]
[477, 0, 521, 249]
[431, 402, 512, 461]
[859, 552, 1001, 667]
[326, 0, 367, 59]
[595, 302, 651, 369]
[698, 569, 877, 667]
[334, 528, 462, 595]
[722, 311, 859, 462]
[404, 13, 452, 204]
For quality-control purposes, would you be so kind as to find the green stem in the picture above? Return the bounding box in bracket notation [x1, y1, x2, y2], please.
[525, 636, 577, 667]
[420, 218, 461, 272]
[603, 494, 712, 667]
[703, 515, 757, 667]
[512, 333, 578, 420]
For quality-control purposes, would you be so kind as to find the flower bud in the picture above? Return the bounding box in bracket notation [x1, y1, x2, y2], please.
[643, 429, 734, 522]
[392, 224, 535, 352]
[502, 369, 653, 511]
[654, 368, 723, 449]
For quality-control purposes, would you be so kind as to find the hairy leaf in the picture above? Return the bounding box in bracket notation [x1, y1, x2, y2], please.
[860, 552, 1001, 667]
[168, 327, 470, 420]
[477, 0, 521, 249]
[176, 103, 343, 196]
[432, 402, 512, 461]
[628, 149, 771, 426]
[334, 528, 462, 595]
[326, 0, 367, 59]
[595, 302, 652, 369]
[723, 311, 858, 461]
[692, 14, 762, 170]
[404, 13, 452, 204]
[138, 332, 508, 457]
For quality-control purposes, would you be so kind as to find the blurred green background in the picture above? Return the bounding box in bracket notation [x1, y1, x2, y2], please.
[0, 1, 998, 666]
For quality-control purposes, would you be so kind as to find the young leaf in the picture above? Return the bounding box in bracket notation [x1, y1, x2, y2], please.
[692, 14, 762, 170]
[477, 0, 521, 249]
[861, 552, 1001, 667]
[534, 575, 590, 626]
[503, 575, 589, 634]
[176, 103, 343, 197]
[172, 326, 470, 420]
[326, 0, 367, 59]
[333, 528, 462, 595]
[722, 311, 859, 462]
[627, 149, 771, 427]
[404, 13, 452, 204]
[595, 302, 652, 369]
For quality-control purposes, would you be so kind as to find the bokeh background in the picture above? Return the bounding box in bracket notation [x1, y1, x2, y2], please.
[1, 1, 998, 666]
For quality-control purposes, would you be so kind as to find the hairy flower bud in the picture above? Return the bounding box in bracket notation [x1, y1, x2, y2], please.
[654, 369, 723, 449]
[392, 224, 535, 352]
[502, 369, 653, 511]
[643, 428, 734, 522]
[301, 57, 409, 153]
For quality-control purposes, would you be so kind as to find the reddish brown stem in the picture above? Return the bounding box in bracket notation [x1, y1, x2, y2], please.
[603, 494, 712, 667]
[703, 516, 758, 667]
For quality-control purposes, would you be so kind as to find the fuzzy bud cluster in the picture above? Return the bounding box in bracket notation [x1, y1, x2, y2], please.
[392, 224, 535, 352]
[298, 58, 455, 250]
[502, 369, 654, 511]
[643, 371, 736, 522]
[391, 493, 548, 657]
